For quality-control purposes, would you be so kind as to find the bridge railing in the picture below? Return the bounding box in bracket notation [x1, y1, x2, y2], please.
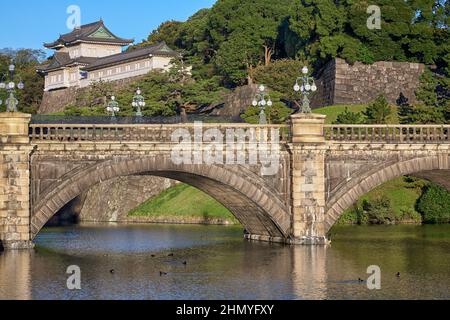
[324, 125, 450, 143]
[29, 123, 290, 143]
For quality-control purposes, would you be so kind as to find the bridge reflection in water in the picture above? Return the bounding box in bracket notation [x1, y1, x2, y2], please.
[1, 223, 450, 300]
[0, 251, 32, 300]
[0, 225, 329, 300]
[291, 246, 328, 300]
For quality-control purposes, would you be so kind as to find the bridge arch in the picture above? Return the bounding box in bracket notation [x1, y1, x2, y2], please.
[31, 155, 291, 241]
[325, 155, 450, 232]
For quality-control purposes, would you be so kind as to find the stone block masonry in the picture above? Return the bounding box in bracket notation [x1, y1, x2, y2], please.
[0, 113, 34, 249]
[289, 114, 329, 245]
[311, 58, 426, 107]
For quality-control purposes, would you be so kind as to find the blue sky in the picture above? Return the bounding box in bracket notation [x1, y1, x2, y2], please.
[0, 0, 216, 55]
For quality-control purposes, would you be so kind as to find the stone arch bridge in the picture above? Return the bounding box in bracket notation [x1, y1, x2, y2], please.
[1, 112, 450, 249]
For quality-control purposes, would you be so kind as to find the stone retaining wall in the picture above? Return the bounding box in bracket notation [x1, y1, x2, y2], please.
[311, 58, 426, 107]
[78, 176, 177, 222]
[39, 75, 146, 114]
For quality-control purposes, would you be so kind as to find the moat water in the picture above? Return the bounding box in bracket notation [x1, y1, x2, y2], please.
[0, 223, 449, 300]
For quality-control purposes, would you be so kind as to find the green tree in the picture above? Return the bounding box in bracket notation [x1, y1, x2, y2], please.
[252, 59, 308, 110]
[397, 92, 414, 124]
[146, 21, 183, 47]
[143, 0, 293, 87]
[131, 0, 449, 90]
[285, 0, 449, 73]
[399, 103, 446, 124]
[209, 0, 292, 86]
[408, 68, 450, 123]
[287, 0, 374, 66]
[416, 69, 449, 107]
[364, 95, 392, 124]
[334, 107, 364, 124]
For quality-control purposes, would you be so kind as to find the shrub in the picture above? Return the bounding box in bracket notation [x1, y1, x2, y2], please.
[362, 196, 396, 224]
[398, 207, 422, 223]
[337, 208, 358, 225]
[417, 184, 450, 224]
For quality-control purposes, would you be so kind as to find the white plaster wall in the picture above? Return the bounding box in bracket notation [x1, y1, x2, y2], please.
[45, 56, 175, 90]
[79, 43, 123, 58]
[79, 56, 174, 88]
[44, 70, 68, 91]
[150, 56, 173, 71]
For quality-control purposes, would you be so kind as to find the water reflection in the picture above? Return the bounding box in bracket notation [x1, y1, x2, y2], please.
[291, 246, 328, 300]
[0, 251, 32, 300]
[0, 223, 449, 300]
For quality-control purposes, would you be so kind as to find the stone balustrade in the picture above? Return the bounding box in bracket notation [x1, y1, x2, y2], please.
[29, 123, 290, 143]
[325, 125, 450, 143]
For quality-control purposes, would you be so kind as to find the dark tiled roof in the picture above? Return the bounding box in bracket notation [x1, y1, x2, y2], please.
[44, 20, 133, 48]
[83, 42, 179, 71]
[37, 52, 98, 72]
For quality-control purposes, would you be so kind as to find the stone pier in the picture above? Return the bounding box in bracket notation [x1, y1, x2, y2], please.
[289, 113, 329, 245]
[0, 113, 34, 250]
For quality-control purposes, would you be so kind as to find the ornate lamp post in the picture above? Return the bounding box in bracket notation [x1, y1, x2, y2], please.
[0, 64, 25, 112]
[132, 87, 145, 117]
[251, 84, 273, 125]
[106, 95, 120, 118]
[293, 66, 317, 114]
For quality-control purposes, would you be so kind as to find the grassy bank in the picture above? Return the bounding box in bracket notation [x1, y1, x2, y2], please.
[337, 177, 426, 225]
[129, 183, 239, 225]
[313, 104, 367, 123]
[313, 104, 399, 124]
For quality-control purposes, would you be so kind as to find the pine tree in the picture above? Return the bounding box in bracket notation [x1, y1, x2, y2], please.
[364, 95, 392, 124]
[397, 92, 414, 124]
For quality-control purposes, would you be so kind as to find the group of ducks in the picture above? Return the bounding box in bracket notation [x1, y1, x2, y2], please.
[109, 252, 187, 276]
